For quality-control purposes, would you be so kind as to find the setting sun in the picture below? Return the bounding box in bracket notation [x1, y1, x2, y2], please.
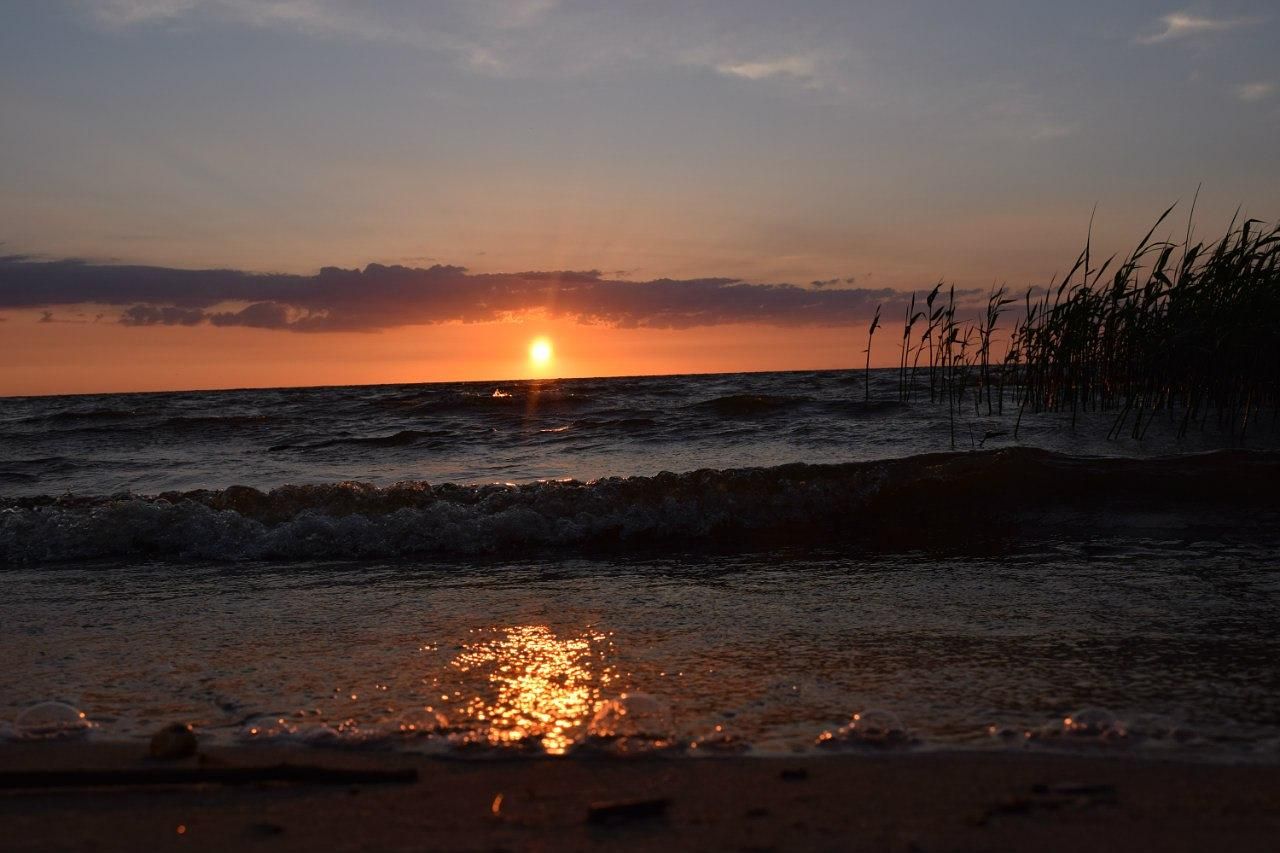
[529, 337, 554, 368]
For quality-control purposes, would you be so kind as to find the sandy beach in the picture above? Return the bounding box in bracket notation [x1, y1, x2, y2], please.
[3, 743, 1278, 852]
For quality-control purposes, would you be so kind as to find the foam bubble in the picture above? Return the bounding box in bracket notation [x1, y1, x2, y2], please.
[986, 724, 1028, 743]
[1132, 714, 1197, 744]
[1028, 706, 1130, 747]
[13, 701, 93, 739]
[817, 708, 913, 749]
[392, 708, 449, 736]
[1061, 707, 1127, 739]
[239, 714, 300, 741]
[690, 723, 750, 754]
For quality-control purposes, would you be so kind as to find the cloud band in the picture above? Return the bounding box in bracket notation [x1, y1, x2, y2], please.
[0, 257, 930, 332]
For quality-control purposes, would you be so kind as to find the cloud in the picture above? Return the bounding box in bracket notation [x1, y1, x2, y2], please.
[120, 304, 206, 326]
[979, 85, 1076, 142]
[810, 277, 858, 289]
[0, 256, 942, 332]
[470, 0, 558, 30]
[1236, 81, 1276, 101]
[82, 0, 196, 26]
[714, 55, 821, 83]
[80, 0, 455, 52]
[77, 1, 853, 90]
[1135, 11, 1259, 44]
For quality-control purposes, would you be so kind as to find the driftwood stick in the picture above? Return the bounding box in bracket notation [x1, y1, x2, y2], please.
[0, 763, 418, 790]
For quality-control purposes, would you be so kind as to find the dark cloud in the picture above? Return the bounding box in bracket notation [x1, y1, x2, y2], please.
[209, 302, 294, 329]
[0, 257, 973, 332]
[810, 276, 860, 288]
[120, 305, 207, 326]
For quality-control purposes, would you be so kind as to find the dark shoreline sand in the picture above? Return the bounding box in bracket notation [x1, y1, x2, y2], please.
[3, 743, 1278, 851]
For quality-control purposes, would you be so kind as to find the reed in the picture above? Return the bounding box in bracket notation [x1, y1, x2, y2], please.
[865, 206, 1280, 446]
[864, 305, 881, 403]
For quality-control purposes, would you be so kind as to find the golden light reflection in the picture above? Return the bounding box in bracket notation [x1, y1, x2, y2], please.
[447, 625, 616, 754]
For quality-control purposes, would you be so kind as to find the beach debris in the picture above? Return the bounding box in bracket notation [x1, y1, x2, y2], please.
[0, 764, 418, 790]
[586, 797, 671, 824]
[491, 792, 504, 817]
[247, 822, 285, 837]
[816, 708, 913, 749]
[149, 722, 198, 760]
[973, 780, 1118, 825]
[1031, 782, 1117, 798]
[13, 702, 93, 740]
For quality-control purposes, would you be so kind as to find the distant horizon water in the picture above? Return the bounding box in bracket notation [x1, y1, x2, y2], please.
[4, 369, 1278, 761]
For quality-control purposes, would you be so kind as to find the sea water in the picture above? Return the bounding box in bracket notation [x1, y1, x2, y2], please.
[3, 370, 1278, 757]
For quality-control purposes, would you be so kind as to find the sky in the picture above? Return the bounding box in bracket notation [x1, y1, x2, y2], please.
[2, 1, 1278, 395]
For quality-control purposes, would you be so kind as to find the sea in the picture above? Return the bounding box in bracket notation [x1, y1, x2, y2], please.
[2, 369, 1278, 759]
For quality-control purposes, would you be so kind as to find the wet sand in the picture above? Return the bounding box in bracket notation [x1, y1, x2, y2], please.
[2, 743, 1279, 851]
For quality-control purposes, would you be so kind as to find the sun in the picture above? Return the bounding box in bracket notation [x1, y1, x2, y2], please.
[529, 337, 553, 368]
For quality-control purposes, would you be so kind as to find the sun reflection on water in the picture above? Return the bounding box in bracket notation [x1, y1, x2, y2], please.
[446, 625, 618, 754]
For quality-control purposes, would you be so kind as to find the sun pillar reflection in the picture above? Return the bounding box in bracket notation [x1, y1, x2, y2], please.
[447, 625, 617, 754]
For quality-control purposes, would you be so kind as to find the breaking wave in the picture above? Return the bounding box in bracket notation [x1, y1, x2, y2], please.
[2, 448, 1276, 564]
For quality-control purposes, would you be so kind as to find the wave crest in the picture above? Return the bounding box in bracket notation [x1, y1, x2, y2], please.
[2, 449, 1275, 564]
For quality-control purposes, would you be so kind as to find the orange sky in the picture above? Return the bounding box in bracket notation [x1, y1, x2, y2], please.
[0, 311, 904, 397]
[3, 4, 1278, 398]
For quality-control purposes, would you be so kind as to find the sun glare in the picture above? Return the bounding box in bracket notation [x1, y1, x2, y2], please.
[529, 337, 553, 368]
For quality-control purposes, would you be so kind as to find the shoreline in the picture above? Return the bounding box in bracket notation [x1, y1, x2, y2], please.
[4, 743, 1279, 851]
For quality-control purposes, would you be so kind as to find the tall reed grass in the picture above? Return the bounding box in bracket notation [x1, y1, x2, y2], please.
[873, 205, 1280, 445]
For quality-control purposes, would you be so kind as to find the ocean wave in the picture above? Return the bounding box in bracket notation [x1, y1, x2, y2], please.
[570, 417, 659, 431]
[693, 393, 810, 417]
[41, 407, 139, 422]
[157, 414, 285, 430]
[820, 399, 909, 416]
[2, 449, 1276, 564]
[385, 388, 597, 416]
[269, 428, 455, 452]
[5, 408, 140, 430]
[0, 457, 84, 478]
[6, 411, 284, 437]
